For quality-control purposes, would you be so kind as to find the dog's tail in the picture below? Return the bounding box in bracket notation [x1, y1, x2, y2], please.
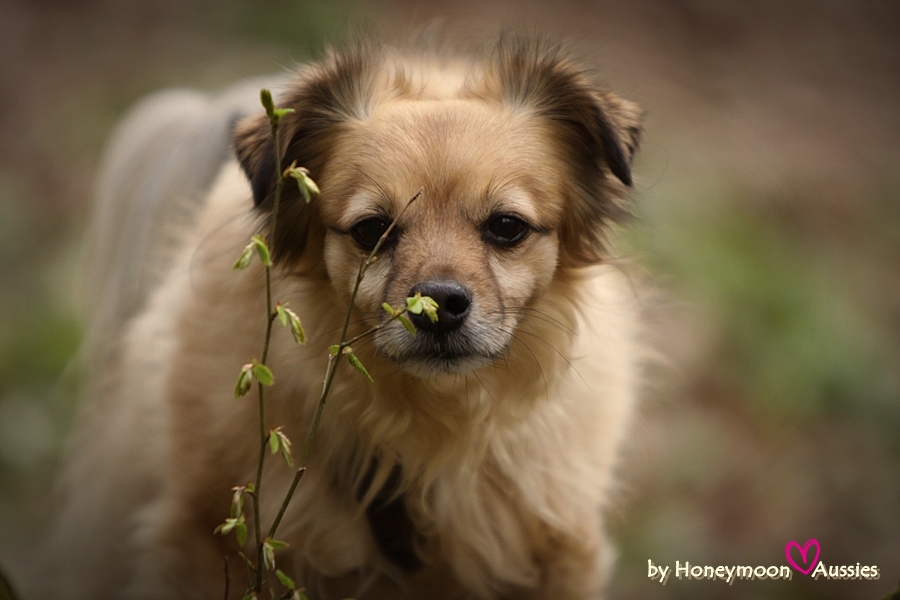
[80, 77, 283, 366]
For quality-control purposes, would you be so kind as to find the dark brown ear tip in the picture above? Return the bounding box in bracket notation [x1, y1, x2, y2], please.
[250, 159, 276, 206]
[603, 139, 633, 186]
[612, 162, 633, 187]
[232, 111, 276, 207]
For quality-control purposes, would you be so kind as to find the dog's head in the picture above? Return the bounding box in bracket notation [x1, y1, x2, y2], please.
[234, 37, 641, 377]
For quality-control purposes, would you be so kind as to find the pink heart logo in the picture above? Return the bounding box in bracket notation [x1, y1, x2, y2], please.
[784, 538, 821, 575]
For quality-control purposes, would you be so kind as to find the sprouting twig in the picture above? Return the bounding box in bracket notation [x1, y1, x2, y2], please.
[266, 188, 423, 540]
[222, 89, 434, 596]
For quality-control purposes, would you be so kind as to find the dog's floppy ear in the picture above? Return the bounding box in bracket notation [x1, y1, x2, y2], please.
[233, 43, 379, 263]
[489, 36, 643, 264]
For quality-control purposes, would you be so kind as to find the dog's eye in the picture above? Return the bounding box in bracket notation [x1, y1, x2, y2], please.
[484, 215, 529, 246]
[350, 217, 391, 250]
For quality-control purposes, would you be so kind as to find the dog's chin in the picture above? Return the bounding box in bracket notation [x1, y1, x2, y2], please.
[376, 328, 508, 378]
[394, 352, 498, 378]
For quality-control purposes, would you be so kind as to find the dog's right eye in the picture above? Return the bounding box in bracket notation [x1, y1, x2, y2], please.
[350, 217, 391, 250]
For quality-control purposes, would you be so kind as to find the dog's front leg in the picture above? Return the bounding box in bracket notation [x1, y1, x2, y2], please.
[513, 524, 614, 600]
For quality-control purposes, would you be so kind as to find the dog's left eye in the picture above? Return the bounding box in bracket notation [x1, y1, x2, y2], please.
[484, 215, 530, 246]
[351, 217, 391, 250]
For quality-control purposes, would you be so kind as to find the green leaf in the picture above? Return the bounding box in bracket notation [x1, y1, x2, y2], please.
[382, 302, 396, 316]
[262, 541, 275, 571]
[250, 234, 272, 268]
[268, 427, 293, 466]
[275, 428, 294, 467]
[406, 294, 423, 315]
[214, 514, 247, 547]
[328, 344, 340, 356]
[252, 363, 274, 386]
[235, 520, 248, 547]
[406, 292, 438, 323]
[276, 569, 295, 590]
[273, 107, 294, 119]
[285, 163, 320, 203]
[344, 348, 373, 384]
[420, 295, 439, 323]
[234, 241, 255, 270]
[261, 539, 286, 571]
[268, 430, 279, 454]
[213, 518, 236, 536]
[398, 314, 416, 336]
[276, 303, 288, 328]
[284, 306, 306, 345]
[230, 486, 244, 518]
[235, 363, 253, 398]
[406, 292, 439, 322]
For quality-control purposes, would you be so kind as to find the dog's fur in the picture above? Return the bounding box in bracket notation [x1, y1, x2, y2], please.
[48, 36, 643, 600]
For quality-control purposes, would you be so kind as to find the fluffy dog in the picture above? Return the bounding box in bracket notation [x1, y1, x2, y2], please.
[48, 35, 643, 600]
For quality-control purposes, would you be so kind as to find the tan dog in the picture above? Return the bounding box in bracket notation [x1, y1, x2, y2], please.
[48, 35, 643, 600]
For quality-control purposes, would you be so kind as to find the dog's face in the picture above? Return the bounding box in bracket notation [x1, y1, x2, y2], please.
[235, 39, 642, 377]
[320, 101, 565, 376]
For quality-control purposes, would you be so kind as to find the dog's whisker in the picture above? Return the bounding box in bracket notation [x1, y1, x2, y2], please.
[495, 326, 550, 401]
[509, 326, 593, 394]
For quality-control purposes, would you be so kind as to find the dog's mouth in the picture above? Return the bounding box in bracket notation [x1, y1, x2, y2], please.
[375, 325, 509, 377]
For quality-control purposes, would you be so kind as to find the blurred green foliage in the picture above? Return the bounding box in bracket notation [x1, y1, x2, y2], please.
[640, 184, 899, 422]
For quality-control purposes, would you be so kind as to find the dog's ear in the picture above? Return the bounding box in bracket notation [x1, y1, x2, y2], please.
[233, 43, 378, 263]
[488, 36, 643, 264]
[234, 112, 276, 207]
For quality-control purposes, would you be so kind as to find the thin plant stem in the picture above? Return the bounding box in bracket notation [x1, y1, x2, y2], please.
[249, 110, 288, 593]
[233, 90, 428, 593]
[266, 188, 423, 540]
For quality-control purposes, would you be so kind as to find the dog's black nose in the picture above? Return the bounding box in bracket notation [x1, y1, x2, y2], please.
[408, 280, 472, 333]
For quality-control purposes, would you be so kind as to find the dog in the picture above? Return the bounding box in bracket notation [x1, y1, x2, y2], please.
[46, 34, 643, 600]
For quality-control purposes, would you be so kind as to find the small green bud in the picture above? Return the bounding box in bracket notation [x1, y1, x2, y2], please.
[250, 234, 272, 268]
[407, 292, 440, 323]
[235, 363, 253, 398]
[262, 538, 289, 571]
[284, 306, 306, 345]
[214, 514, 247, 547]
[268, 429, 280, 455]
[344, 347, 374, 384]
[285, 161, 320, 203]
[276, 569, 295, 590]
[261, 89, 275, 117]
[398, 314, 416, 336]
[234, 242, 255, 270]
[270, 427, 294, 467]
[252, 363, 274, 386]
[260, 89, 294, 127]
[230, 486, 245, 518]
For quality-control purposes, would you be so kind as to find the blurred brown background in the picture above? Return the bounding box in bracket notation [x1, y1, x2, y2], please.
[0, 1, 897, 598]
